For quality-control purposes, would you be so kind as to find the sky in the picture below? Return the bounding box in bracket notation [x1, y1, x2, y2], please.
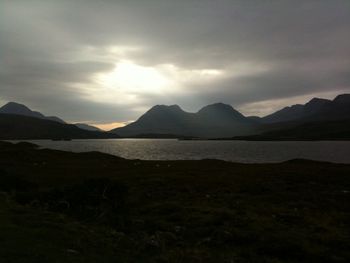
[1, 0, 350, 130]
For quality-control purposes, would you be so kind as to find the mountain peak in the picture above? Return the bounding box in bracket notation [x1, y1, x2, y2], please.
[149, 104, 184, 113]
[0, 101, 64, 123]
[333, 94, 350, 103]
[153, 104, 181, 109]
[197, 102, 249, 123]
[198, 102, 236, 113]
[304, 97, 331, 112]
[1, 101, 32, 111]
[0, 102, 44, 118]
[206, 102, 230, 107]
[307, 97, 331, 104]
[137, 104, 188, 124]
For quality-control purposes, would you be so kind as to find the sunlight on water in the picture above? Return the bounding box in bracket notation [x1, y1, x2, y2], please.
[16, 139, 350, 163]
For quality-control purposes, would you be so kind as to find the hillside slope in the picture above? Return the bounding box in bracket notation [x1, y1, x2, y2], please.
[0, 114, 117, 139]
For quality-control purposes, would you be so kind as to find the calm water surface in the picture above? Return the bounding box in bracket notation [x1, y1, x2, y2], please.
[18, 139, 350, 163]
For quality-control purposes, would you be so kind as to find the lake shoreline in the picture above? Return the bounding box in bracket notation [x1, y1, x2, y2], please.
[8, 138, 350, 164]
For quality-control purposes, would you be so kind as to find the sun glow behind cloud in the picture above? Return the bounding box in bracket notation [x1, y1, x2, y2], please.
[2, 1, 350, 125]
[97, 60, 171, 94]
[89, 55, 226, 107]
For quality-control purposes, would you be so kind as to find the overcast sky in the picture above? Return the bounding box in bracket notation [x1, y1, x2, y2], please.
[1, 0, 349, 129]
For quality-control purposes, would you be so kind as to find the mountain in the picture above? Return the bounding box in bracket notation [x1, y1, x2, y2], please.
[314, 94, 350, 120]
[111, 103, 258, 138]
[303, 97, 332, 116]
[229, 94, 350, 140]
[111, 104, 196, 137]
[74, 123, 102, 132]
[261, 98, 331, 123]
[0, 114, 118, 140]
[261, 94, 350, 123]
[195, 103, 259, 137]
[111, 94, 350, 139]
[197, 103, 251, 124]
[0, 102, 65, 123]
[0, 102, 105, 133]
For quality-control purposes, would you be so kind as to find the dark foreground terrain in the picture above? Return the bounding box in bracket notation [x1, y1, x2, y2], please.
[0, 141, 349, 263]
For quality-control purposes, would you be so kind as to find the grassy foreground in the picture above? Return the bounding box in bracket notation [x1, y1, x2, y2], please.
[0, 141, 349, 262]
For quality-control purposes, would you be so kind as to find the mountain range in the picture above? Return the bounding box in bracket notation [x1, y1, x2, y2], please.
[0, 102, 101, 132]
[0, 102, 115, 140]
[0, 94, 349, 140]
[111, 103, 259, 138]
[259, 94, 350, 123]
[111, 94, 350, 138]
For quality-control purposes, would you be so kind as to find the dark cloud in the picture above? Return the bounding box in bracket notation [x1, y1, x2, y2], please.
[1, 0, 349, 123]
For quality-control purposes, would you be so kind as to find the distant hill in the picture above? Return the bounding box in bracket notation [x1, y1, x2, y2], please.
[111, 103, 259, 138]
[225, 94, 350, 140]
[0, 102, 66, 124]
[0, 102, 104, 134]
[74, 123, 102, 132]
[261, 94, 350, 123]
[0, 114, 118, 140]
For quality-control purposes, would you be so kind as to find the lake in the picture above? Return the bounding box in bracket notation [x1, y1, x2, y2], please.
[16, 139, 350, 163]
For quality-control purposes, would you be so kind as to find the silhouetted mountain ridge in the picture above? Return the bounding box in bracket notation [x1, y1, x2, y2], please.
[112, 103, 258, 138]
[0, 102, 103, 132]
[334, 94, 350, 103]
[112, 94, 350, 138]
[261, 95, 349, 123]
[0, 94, 349, 140]
[0, 114, 118, 140]
[0, 102, 66, 124]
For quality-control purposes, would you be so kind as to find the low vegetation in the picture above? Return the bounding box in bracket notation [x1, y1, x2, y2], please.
[0, 141, 349, 262]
